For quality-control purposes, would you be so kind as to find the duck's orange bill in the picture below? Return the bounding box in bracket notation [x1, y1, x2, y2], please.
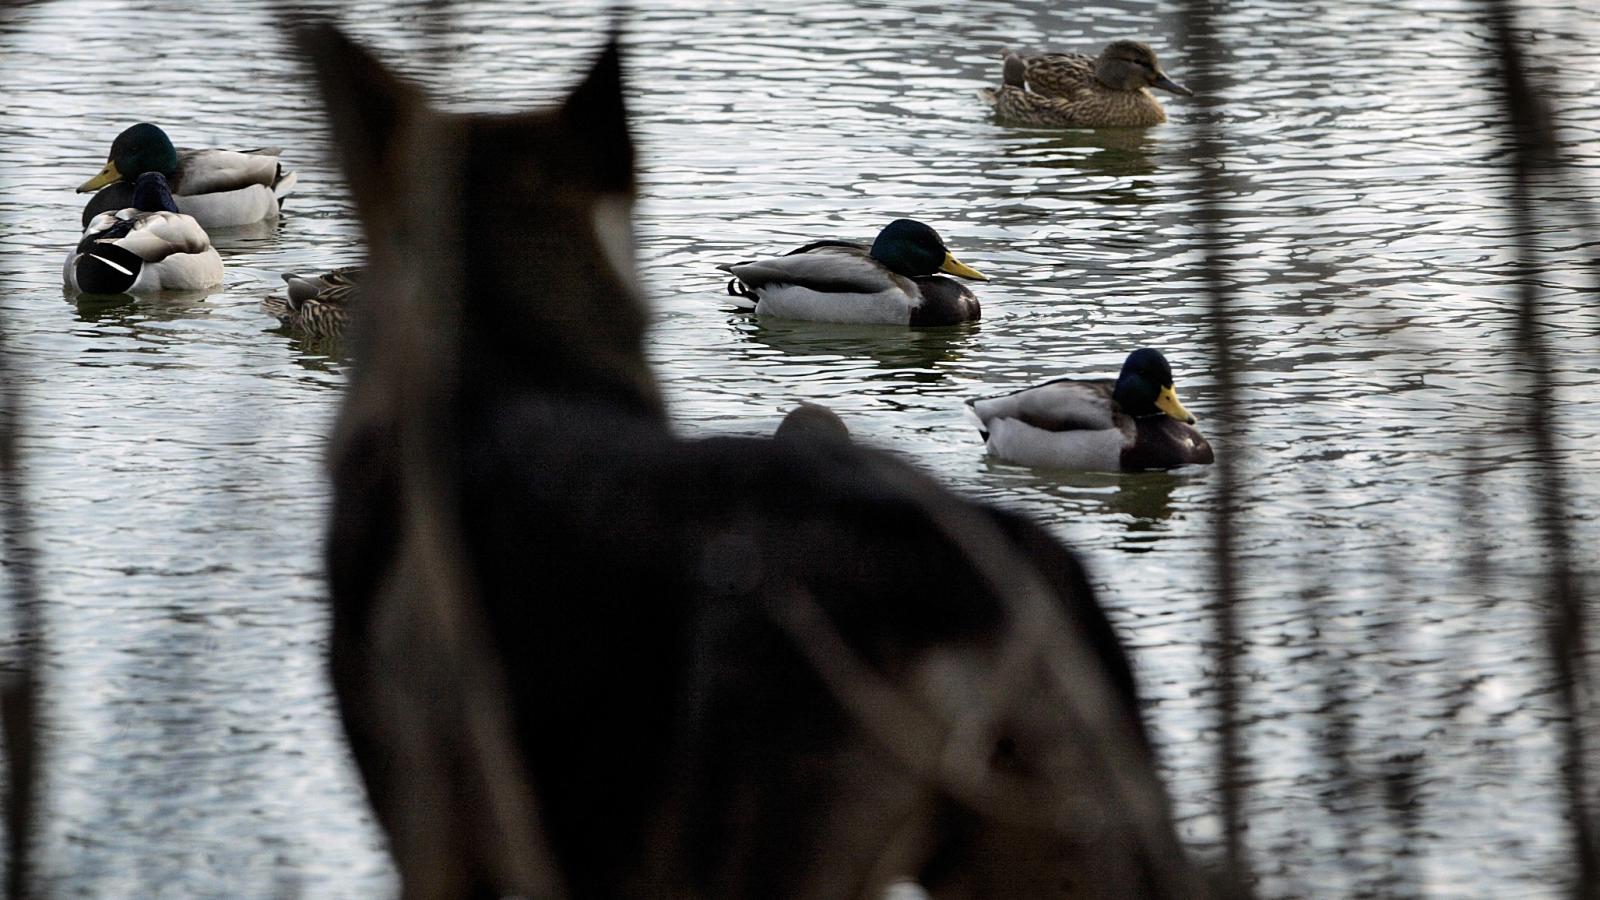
[1156, 386, 1196, 425]
[940, 252, 987, 281]
[78, 161, 120, 193]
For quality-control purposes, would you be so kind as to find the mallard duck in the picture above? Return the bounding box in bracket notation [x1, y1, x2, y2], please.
[77, 123, 298, 229]
[719, 218, 987, 326]
[63, 172, 223, 294]
[261, 266, 360, 339]
[980, 40, 1192, 128]
[969, 349, 1213, 471]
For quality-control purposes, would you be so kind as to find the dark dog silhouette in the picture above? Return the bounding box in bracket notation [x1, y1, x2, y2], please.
[298, 22, 1203, 899]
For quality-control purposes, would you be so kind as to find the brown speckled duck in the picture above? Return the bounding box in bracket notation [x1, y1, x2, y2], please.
[980, 40, 1192, 128]
[261, 266, 360, 339]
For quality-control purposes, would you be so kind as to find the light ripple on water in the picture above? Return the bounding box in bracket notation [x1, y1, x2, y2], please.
[1, 0, 1598, 896]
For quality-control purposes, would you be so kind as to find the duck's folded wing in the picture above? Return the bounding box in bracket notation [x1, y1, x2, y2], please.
[113, 212, 214, 261]
[784, 238, 867, 256]
[971, 380, 1118, 433]
[284, 267, 361, 307]
[1024, 53, 1096, 98]
[175, 148, 282, 194]
[81, 210, 127, 239]
[723, 247, 892, 294]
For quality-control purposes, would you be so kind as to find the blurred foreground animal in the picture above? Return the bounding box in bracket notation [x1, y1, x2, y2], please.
[720, 219, 987, 325]
[262, 266, 360, 339]
[981, 40, 1191, 128]
[969, 349, 1214, 471]
[77, 123, 298, 228]
[774, 401, 850, 443]
[302, 21, 1206, 899]
[63, 172, 223, 294]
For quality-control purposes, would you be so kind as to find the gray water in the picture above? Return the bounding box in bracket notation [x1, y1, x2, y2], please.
[3, 0, 1599, 896]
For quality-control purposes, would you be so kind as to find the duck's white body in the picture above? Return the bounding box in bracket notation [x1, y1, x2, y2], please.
[174, 148, 297, 227]
[80, 148, 298, 230]
[751, 284, 914, 325]
[64, 208, 223, 294]
[724, 246, 916, 324]
[721, 243, 980, 327]
[970, 380, 1133, 470]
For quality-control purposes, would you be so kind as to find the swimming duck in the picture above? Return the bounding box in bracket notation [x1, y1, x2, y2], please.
[261, 266, 360, 339]
[980, 40, 1191, 128]
[64, 172, 223, 295]
[77, 123, 298, 229]
[968, 349, 1213, 471]
[719, 219, 987, 326]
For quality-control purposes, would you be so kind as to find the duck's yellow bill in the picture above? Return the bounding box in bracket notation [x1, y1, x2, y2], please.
[1156, 386, 1196, 425]
[940, 252, 988, 281]
[77, 161, 120, 193]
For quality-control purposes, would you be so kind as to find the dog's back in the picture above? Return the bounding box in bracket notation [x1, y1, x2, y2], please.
[300, 23, 1203, 899]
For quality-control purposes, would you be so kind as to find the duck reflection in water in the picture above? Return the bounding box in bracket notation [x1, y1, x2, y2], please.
[998, 127, 1161, 183]
[731, 315, 977, 384]
[999, 469, 1186, 551]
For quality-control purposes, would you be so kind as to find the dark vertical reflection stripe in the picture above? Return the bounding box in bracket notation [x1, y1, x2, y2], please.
[1484, 1, 1597, 893]
[1180, 0, 1251, 889]
[0, 4, 41, 898]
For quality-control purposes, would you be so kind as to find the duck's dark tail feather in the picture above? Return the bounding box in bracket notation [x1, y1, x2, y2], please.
[1002, 51, 1028, 88]
[719, 264, 759, 307]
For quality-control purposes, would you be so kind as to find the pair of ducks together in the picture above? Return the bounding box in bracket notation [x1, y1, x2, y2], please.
[63, 123, 296, 295]
[725, 217, 1212, 473]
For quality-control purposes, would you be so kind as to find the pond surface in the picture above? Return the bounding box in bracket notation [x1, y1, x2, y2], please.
[3, 0, 1599, 896]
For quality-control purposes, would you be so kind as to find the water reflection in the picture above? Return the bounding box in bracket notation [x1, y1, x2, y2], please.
[67, 287, 220, 324]
[267, 329, 348, 377]
[997, 127, 1161, 180]
[204, 219, 285, 250]
[989, 465, 1191, 547]
[729, 314, 977, 378]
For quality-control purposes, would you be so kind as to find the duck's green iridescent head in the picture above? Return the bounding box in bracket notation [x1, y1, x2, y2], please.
[1114, 348, 1195, 423]
[77, 123, 180, 193]
[1095, 40, 1193, 97]
[869, 218, 987, 281]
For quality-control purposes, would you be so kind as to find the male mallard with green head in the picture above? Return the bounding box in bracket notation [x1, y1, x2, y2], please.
[261, 266, 361, 340]
[981, 40, 1192, 128]
[969, 348, 1213, 471]
[64, 172, 223, 294]
[719, 218, 987, 326]
[77, 123, 299, 229]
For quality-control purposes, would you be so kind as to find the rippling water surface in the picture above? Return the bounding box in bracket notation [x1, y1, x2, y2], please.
[3, 0, 1599, 895]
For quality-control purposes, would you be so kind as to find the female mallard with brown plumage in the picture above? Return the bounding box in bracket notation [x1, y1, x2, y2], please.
[262, 266, 360, 339]
[980, 40, 1192, 128]
[968, 349, 1213, 471]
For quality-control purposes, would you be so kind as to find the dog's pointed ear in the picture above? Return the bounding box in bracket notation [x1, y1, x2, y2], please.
[293, 21, 423, 220]
[560, 34, 634, 194]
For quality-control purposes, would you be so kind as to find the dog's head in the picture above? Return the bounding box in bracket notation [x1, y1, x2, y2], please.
[297, 22, 661, 417]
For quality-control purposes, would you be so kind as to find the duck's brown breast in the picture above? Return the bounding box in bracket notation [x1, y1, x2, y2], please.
[1121, 417, 1214, 470]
